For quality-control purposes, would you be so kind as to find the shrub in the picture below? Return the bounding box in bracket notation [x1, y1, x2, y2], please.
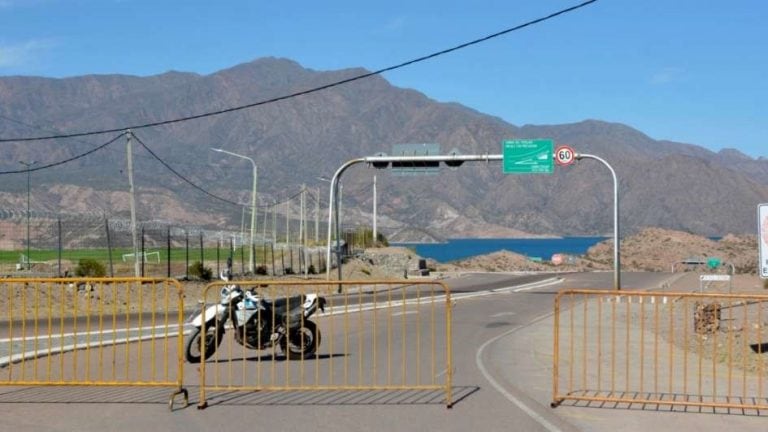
[284, 267, 294, 275]
[74, 258, 106, 277]
[255, 265, 268, 275]
[307, 264, 317, 275]
[764, 279, 768, 290]
[188, 261, 213, 281]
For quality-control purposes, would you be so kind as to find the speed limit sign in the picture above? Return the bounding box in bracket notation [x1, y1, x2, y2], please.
[555, 145, 576, 166]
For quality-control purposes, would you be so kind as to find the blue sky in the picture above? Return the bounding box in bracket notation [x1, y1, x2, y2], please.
[0, 0, 765, 158]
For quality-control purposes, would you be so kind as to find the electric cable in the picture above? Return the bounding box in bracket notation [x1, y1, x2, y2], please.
[0, 132, 126, 174]
[133, 131, 308, 209]
[0, 0, 598, 143]
[131, 132, 242, 207]
[0, 114, 235, 169]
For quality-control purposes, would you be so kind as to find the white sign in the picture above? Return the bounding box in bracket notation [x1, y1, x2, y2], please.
[554, 145, 576, 166]
[760, 203, 768, 278]
[700, 274, 731, 282]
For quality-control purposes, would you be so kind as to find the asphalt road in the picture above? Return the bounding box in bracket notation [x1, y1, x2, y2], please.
[0, 271, 707, 431]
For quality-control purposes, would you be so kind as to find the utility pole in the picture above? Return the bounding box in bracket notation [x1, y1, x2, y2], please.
[126, 130, 140, 277]
[272, 203, 277, 244]
[299, 184, 305, 248]
[262, 201, 268, 240]
[315, 186, 320, 244]
[19, 160, 38, 270]
[240, 206, 246, 249]
[373, 175, 377, 246]
[285, 197, 290, 244]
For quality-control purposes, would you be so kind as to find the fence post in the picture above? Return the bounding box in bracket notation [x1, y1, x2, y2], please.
[240, 243, 245, 275]
[271, 243, 275, 276]
[57, 217, 62, 277]
[199, 232, 204, 270]
[229, 237, 234, 262]
[105, 217, 114, 277]
[185, 231, 189, 279]
[141, 225, 145, 277]
[281, 249, 286, 275]
[167, 226, 171, 278]
[216, 239, 220, 277]
[290, 248, 294, 274]
[299, 246, 304, 275]
[250, 243, 255, 275]
[262, 243, 268, 274]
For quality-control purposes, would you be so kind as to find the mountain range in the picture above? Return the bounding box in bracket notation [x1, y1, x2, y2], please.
[1, 57, 767, 240]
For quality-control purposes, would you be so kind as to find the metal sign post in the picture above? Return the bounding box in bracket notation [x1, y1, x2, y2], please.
[324, 147, 622, 292]
[759, 203, 768, 278]
[575, 153, 621, 290]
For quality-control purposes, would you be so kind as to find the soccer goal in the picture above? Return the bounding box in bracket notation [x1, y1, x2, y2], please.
[121, 251, 161, 263]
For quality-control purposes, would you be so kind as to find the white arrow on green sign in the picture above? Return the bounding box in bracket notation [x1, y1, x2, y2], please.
[502, 139, 554, 174]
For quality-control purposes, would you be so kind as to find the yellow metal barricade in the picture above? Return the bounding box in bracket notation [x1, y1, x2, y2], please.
[0, 278, 187, 408]
[193, 280, 452, 409]
[553, 290, 768, 413]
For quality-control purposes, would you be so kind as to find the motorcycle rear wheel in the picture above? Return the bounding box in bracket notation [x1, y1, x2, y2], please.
[280, 319, 320, 360]
[184, 323, 224, 363]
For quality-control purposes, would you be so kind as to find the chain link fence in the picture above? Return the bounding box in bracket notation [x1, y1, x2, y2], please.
[0, 214, 339, 279]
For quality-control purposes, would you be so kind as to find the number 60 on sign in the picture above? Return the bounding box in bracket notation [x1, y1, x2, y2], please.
[555, 145, 576, 166]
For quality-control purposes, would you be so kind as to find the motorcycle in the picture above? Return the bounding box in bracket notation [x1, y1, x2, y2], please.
[184, 259, 326, 363]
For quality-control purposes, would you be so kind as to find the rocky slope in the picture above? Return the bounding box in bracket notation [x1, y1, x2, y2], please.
[1, 58, 767, 240]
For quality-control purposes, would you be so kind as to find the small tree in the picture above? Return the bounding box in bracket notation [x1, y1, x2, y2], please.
[74, 258, 106, 277]
[188, 261, 213, 281]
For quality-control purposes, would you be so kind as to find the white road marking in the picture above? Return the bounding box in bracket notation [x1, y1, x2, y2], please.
[476, 322, 564, 432]
[391, 311, 418, 317]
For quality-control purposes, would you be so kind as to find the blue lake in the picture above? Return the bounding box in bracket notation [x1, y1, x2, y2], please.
[393, 237, 608, 263]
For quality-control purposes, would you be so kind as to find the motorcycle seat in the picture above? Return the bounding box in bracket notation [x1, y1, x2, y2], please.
[268, 295, 306, 315]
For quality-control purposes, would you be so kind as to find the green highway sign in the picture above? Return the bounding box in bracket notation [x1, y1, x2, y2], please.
[707, 257, 721, 269]
[502, 139, 554, 174]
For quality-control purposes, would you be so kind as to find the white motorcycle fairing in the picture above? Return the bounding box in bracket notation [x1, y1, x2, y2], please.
[189, 304, 226, 328]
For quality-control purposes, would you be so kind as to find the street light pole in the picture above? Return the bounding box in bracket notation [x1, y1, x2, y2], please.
[575, 153, 621, 290]
[373, 175, 377, 246]
[212, 148, 257, 273]
[19, 160, 37, 270]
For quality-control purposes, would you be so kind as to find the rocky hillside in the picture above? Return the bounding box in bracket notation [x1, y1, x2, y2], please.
[431, 228, 759, 274]
[1, 58, 767, 240]
[587, 228, 758, 273]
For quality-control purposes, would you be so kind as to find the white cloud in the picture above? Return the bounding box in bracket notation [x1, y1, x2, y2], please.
[0, 39, 54, 68]
[650, 67, 686, 85]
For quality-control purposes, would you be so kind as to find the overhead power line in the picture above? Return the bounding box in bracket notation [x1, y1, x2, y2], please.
[0, 132, 126, 175]
[132, 132, 307, 210]
[0, 0, 598, 143]
[0, 114, 225, 169]
[131, 132, 242, 207]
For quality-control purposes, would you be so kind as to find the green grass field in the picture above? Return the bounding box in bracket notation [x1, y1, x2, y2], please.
[0, 247, 260, 265]
[0, 245, 320, 274]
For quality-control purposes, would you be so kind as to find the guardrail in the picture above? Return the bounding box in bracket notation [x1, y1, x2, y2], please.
[0, 278, 187, 409]
[194, 280, 453, 409]
[553, 290, 768, 413]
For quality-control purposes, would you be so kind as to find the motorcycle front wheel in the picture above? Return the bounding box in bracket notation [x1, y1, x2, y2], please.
[184, 323, 224, 363]
[280, 319, 321, 360]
